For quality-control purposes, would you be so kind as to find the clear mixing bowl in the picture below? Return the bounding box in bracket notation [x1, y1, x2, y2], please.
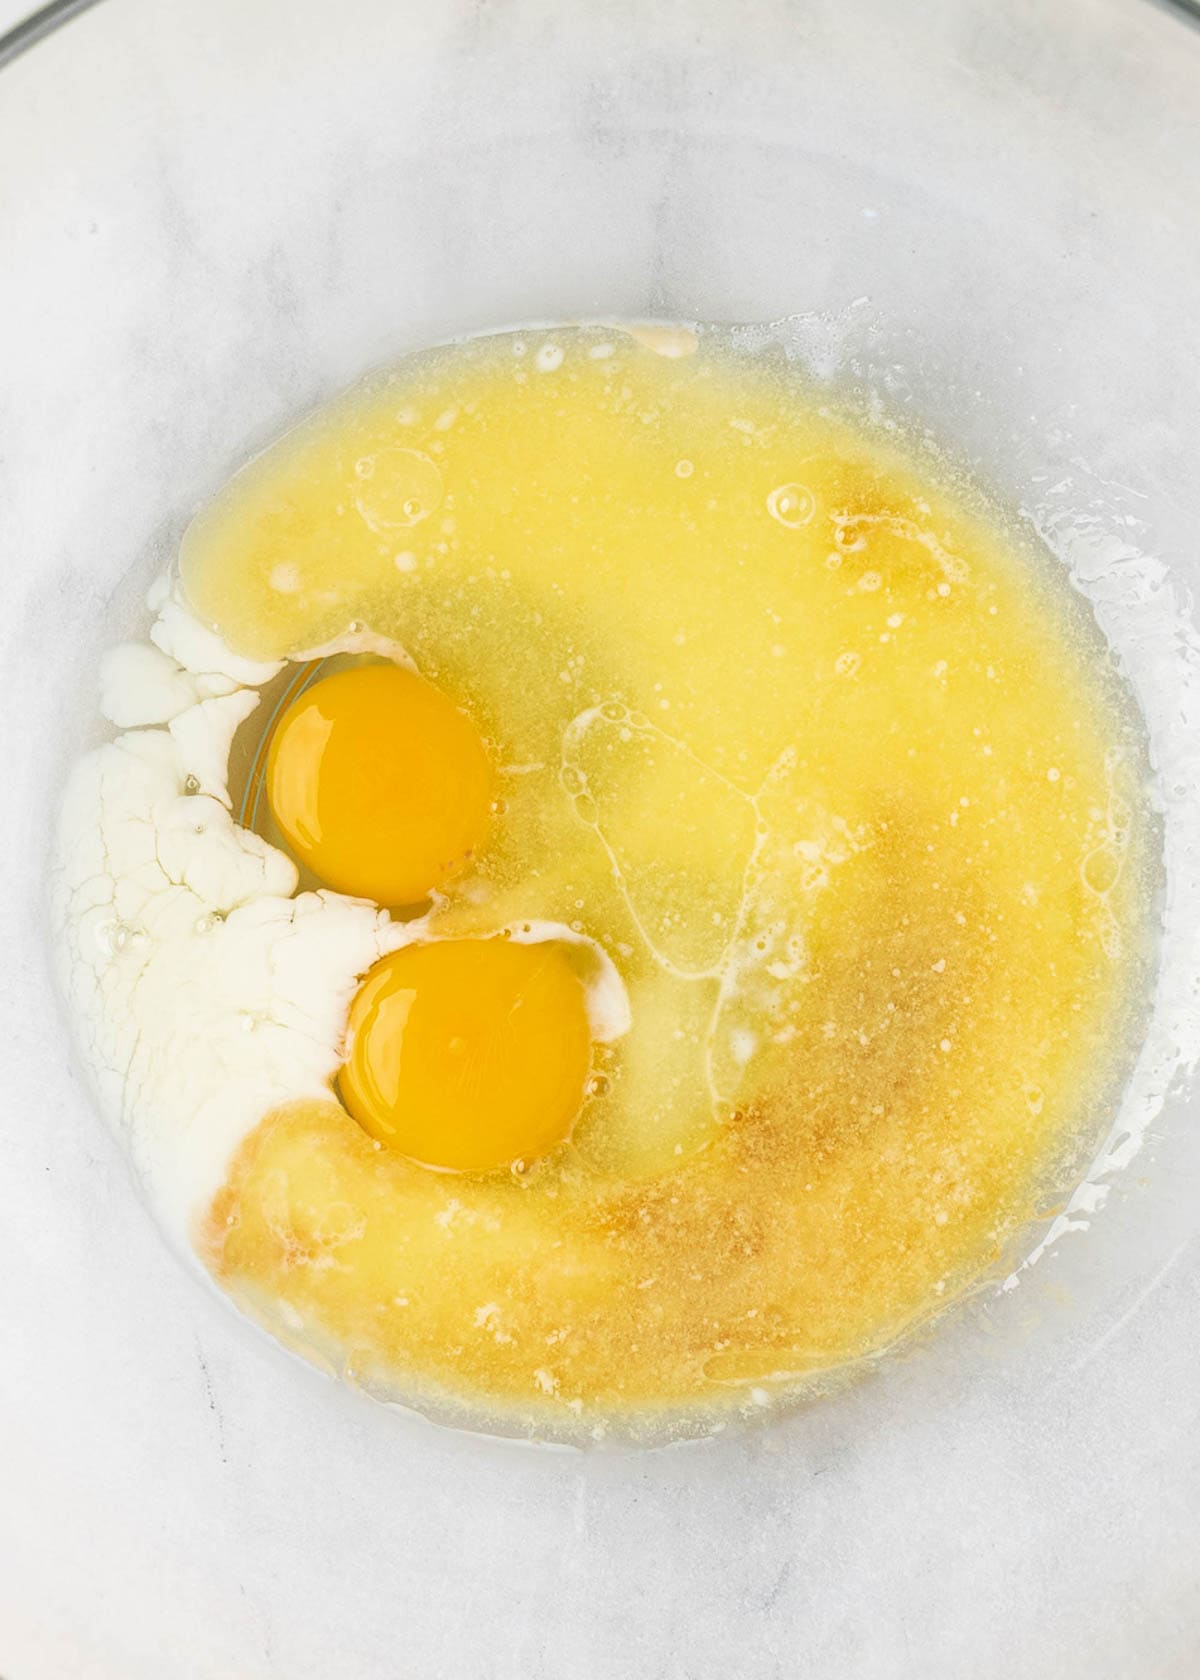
[1, 1, 1198, 1675]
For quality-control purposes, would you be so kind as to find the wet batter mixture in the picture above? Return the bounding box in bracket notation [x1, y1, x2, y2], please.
[102, 324, 1154, 1433]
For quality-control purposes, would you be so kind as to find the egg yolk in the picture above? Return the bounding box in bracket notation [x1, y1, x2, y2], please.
[339, 939, 593, 1172]
[266, 664, 491, 904]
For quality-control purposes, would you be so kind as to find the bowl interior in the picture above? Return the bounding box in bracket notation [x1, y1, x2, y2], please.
[2, 2, 1198, 1675]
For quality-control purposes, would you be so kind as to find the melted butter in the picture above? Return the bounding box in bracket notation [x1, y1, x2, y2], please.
[185, 325, 1155, 1432]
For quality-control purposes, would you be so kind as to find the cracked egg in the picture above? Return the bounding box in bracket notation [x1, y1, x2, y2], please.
[52, 324, 1157, 1440]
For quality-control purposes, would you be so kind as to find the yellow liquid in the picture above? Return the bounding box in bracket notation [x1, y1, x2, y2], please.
[184, 325, 1154, 1435]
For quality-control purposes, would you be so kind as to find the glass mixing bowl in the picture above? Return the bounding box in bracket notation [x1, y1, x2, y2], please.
[1, 1, 1197, 1675]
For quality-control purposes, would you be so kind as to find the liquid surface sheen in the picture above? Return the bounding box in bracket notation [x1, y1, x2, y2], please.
[185, 325, 1153, 1435]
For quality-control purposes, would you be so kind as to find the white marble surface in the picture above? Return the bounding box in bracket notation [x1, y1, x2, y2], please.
[2, 1, 1199, 1676]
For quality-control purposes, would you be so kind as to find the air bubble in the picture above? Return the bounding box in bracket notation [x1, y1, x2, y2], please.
[675, 459, 694, 479]
[766, 482, 816, 529]
[183, 774, 200, 795]
[1082, 845, 1121, 896]
[354, 447, 443, 532]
